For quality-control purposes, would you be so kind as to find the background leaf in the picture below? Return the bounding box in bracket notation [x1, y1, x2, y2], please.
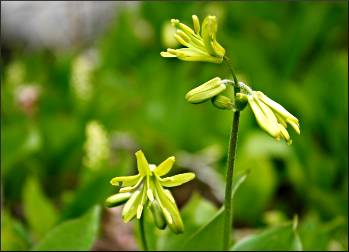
[23, 176, 58, 241]
[231, 217, 302, 251]
[32, 205, 101, 251]
[181, 170, 249, 250]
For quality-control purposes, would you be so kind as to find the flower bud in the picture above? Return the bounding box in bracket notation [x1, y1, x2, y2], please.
[192, 15, 200, 34]
[185, 77, 226, 104]
[211, 95, 233, 110]
[235, 93, 248, 111]
[105, 192, 132, 208]
[150, 200, 167, 230]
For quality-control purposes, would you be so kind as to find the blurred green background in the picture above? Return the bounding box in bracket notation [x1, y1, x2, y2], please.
[1, 1, 348, 251]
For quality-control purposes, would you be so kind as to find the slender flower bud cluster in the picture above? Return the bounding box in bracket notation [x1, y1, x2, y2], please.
[238, 90, 300, 144]
[105, 150, 195, 234]
[70, 52, 96, 104]
[83, 120, 110, 170]
[161, 15, 225, 63]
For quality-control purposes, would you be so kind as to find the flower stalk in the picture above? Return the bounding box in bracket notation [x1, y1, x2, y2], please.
[222, 57, 241, 250]
[139, 214, 148, 251]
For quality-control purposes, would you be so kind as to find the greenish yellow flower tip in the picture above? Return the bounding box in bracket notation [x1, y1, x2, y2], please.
[235, 93, 249, 111]
[185, 77, 226, 104]
[248, 91, 300, 144]
[106, 150, 196, 234]
[161, 15, 225, 64]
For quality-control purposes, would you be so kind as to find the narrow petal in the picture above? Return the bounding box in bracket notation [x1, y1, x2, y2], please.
[174, 34, 190, 47]
[278, 123, 292, 144]
[159, 173, 196, 187]
[275, 112, 288, 128]
[249, 95, 280, 138]
[119, 176, 143, 193]
[164, 189, 176, 204]
[287, 119, 301, 135]
[153, 178, 184, 233]
[192, 15, 200, 34]
[136, 186, 147, 219]
[256, 91, 299, 122]
[135, 150, 150, 176]
[122, 190, 142, 223]
[174, 48, 221, 63]
[154, 156, 175, 176]
[146, 175, 155, 202]
[110, 174, 141, 186]
[105, 192, 132, 208]
[160, 51, 177, 58]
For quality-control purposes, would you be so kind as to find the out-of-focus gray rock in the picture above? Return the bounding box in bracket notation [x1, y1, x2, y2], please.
[1, 1, 138, 51]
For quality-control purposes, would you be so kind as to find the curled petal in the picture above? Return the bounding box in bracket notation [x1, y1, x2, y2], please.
[119, 176, 143, 193]
[154, 156, 175, 176]
[159, 173, 196, 187]
[110, 174, 141, 186]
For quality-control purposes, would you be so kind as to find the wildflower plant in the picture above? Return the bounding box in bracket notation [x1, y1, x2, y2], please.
[105, 150, 195, 248]
[160, 15, 301, 250]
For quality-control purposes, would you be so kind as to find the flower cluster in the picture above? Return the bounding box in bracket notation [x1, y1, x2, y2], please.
[238, 89, 300, 144]
[161, 15, 225, 63]
[105, 150, 195, 234]
[83, 120, 110, 170]
[161, 15, 301, 144]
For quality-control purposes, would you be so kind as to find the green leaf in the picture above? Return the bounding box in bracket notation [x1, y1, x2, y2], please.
[1, 210, 31, 251]
[181, 170, 249, 251]
[61, 169, 115, 220]
[32, 206, 101, 251]
[182, 207, 225, 251]
[23, 176, 58, 241]
[231, 217, 303, 251]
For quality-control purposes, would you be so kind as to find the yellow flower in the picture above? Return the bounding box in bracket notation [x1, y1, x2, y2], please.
[160, 15, 225, 63]
[246, 91, 300, 144]
[105, 150, 195, 234]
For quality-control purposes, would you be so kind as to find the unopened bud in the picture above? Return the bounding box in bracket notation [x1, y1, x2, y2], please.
[235, 93, 248, 111]
[105, 192, 132, 208]
[150, 200, 167, 230]
[211, 95, 233, 110]
[185, 77, 226, 104]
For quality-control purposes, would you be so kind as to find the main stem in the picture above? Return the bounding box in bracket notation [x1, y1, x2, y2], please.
[139, 214, 148, 251]
[222, 56, 240, 250]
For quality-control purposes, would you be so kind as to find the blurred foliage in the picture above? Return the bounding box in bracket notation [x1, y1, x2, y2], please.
[1, 1, 348, 251]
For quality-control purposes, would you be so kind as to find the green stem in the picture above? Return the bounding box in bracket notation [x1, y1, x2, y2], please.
[222, 56, 241, 250]
[139, 214, 148, 251]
